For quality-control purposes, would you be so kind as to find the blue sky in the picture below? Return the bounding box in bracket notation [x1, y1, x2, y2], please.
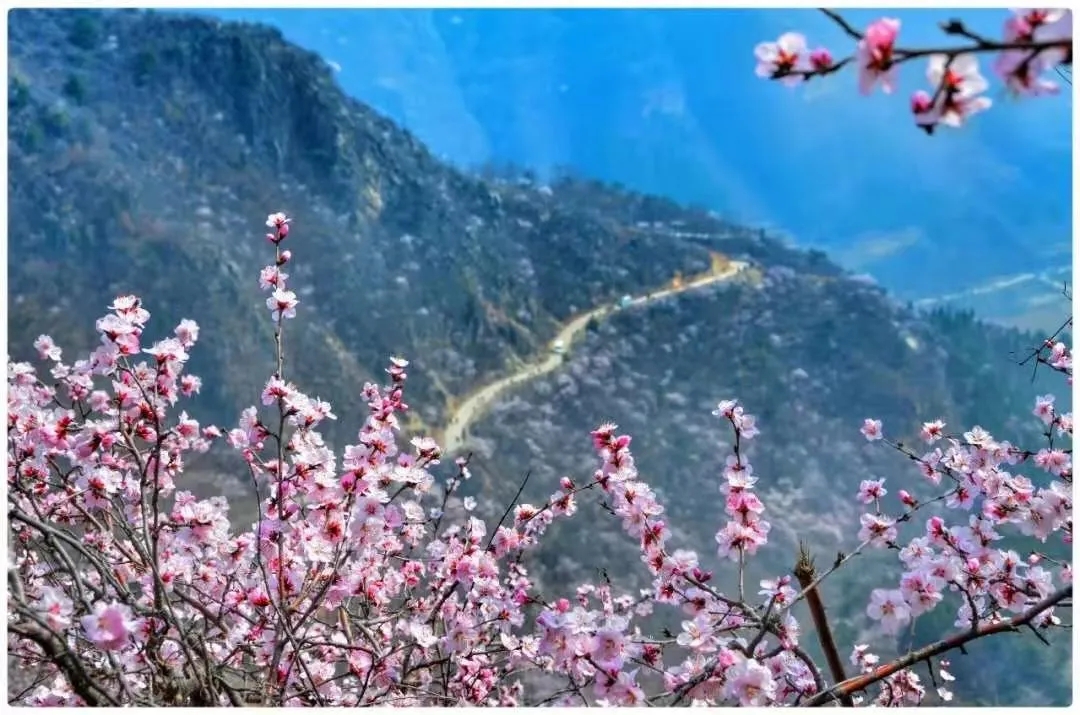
[185, 8, 1072, 306]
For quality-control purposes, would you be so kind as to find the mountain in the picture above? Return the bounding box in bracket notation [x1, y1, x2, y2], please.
[190, 8, 1072, 330]
[7, 9, 1071, 705]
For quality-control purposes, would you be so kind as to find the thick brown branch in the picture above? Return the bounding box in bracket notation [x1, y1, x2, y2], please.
[805, 585, 1072, 706]
[794, 543, 854, 706]
[8, 620, 117, 706]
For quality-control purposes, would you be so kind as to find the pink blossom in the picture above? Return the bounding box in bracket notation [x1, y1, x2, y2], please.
[173, 318, 200, 348]
[1034, 448, 1070, 476]
[80, 601, 138, 651]
[850, 643, 880, 671]
[994, 47, 1061, 96]
[108, 294, 150, 324]
[597, 668, 646, 706]
[924, 53, 994, 127]
[860, 418, 883, 441]
[963, 425, 994, 447]
[759, 575, 793, 598]
[856, 18, 901, 94]
[144, 337, 189, 365]
[858, 513, 898, 546]
[725, 657, 777, 706]
[899, 570, 943, 616]
[856, 478, 887, 504]
[33, 334, 62, 361]
[910, 89, 941, 132]
[713, 400, 759, 439]
[266, 288, 299, 321]
[179, 374, 202, 396]
[867, 588, 911, 633]
[712, 400, 738, 419]
[754, 32, 808, 86]
[920, 419, 946, 443]
[1033, 394, 1057, 424]
[676, 614, 713, 650]
[36, 587, 74, 631]
[590, 621, 633, 667]
[266, 211, 291, 242]
[261, 376, 291, 405]
[1003, 8, 1071, 67]
[809, 47, 833, 72]
[259, 265, 289, 290]
[928, 53, 988, 97]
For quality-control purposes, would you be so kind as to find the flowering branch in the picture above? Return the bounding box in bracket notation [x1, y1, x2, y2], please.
[756, 8, 1072, 133]
[6, 209, 1071, 706]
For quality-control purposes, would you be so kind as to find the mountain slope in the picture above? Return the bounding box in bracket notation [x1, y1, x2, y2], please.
[7, 9, 1070, 705]
[8, 9, 722, 442]
[194, 7, 1073, 326]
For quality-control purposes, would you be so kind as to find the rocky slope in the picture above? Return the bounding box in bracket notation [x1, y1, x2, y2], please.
[7, 9, 1070, 705]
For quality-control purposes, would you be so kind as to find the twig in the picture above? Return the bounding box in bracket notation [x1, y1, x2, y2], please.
[820, 8, 863, 41]
[484, 469, 531, 551]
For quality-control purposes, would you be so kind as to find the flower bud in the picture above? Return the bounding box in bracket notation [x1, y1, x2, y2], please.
[809, 47, 833, 71]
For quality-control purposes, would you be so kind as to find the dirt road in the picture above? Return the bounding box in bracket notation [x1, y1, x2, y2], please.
[440, 261, 748, 455]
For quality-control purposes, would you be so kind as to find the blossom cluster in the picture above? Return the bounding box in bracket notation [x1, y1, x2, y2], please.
[6, 212, 1071, 706]
[755, 8, 1072, 133]
[857, 392, 1072, 640]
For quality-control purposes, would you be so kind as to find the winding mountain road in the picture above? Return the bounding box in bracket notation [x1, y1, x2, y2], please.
[440, 260, 748, 455]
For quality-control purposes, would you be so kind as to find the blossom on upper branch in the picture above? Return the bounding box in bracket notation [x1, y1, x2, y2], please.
[856, 18, 901, 94]
[754, 32, 809, 86]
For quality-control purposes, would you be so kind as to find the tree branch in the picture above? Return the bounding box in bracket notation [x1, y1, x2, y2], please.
[805, 585, 1072, 706]
[794, 542, 854, 706]
[7, 619, 118, 707]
